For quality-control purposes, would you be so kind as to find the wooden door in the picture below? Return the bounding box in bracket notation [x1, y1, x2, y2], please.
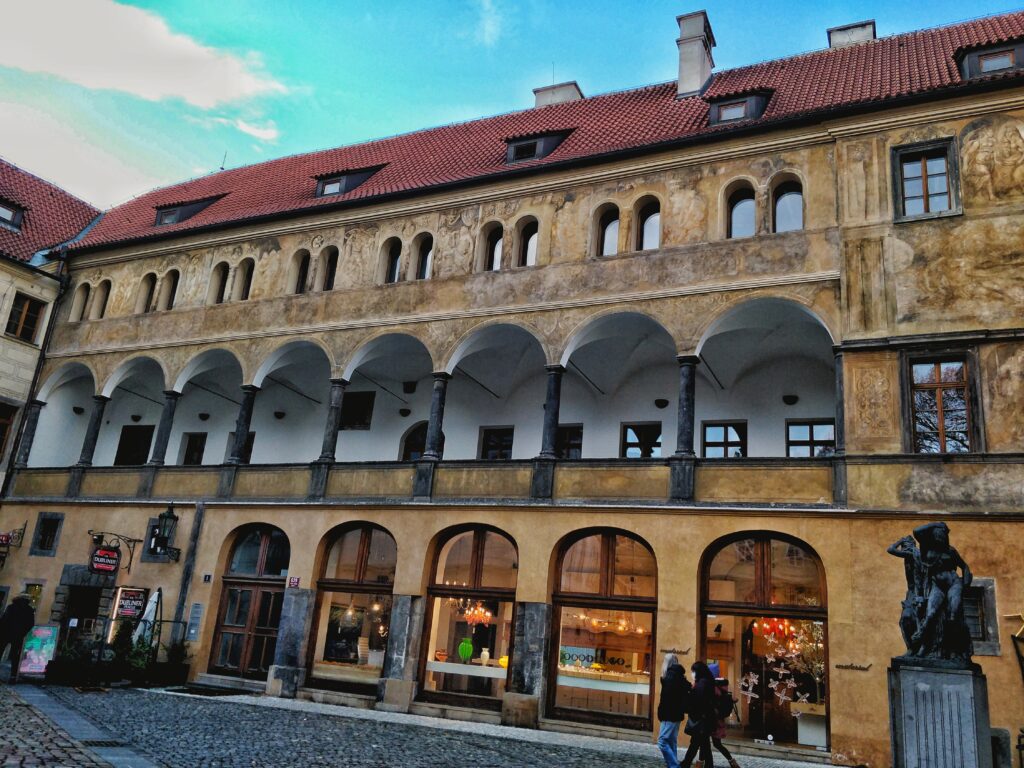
[210, 581, 284, 680]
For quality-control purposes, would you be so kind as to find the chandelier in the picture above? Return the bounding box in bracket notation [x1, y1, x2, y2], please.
[463, 602, 493, 627]
[570, 611, 645, 635]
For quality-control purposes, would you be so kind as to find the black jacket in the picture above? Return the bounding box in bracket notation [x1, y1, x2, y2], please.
[689, 677, 716, 720]
[657, 665, 692, 722]
[0, 600, 35, 639]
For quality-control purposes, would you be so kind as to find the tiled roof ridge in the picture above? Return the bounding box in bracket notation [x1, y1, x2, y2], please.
[0, 156, 99, 213]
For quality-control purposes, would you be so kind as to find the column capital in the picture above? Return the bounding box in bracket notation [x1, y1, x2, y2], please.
[431, 371, 452, 382]
[28, 398, 46, 408]
[162, 390, 182, 400]
[329, 377, 350, 387]
[676, 354, 701, 366]
[240, 384, 261, 394]
[92, 394, 111, 403]
[544, 364, 566, 375]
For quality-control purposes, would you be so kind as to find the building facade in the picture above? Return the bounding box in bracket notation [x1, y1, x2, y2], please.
[2, 11, 1024, 766]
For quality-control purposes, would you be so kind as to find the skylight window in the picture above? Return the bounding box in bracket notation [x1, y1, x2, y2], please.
[505, 131, 571, 164]
[315, 166, 384, 197]
[0, 201, 24, 230]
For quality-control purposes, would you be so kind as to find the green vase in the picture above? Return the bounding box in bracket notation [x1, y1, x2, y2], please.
[457, 637, 474, 663]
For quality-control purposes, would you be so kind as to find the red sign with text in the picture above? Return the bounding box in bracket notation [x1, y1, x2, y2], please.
[90, 547, 121, 574]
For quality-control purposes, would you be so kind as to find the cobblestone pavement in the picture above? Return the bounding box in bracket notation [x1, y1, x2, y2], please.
[0, 687, 109, 767]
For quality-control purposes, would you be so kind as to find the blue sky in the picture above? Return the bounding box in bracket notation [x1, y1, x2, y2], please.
[1, 0, 1020, 207]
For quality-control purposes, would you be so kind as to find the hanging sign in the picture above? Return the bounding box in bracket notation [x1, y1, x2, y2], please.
[90, 546, 121, 574]
[116, 587, 148, 618]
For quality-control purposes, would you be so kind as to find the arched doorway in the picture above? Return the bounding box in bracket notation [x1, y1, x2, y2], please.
[701, 532, 828, 749]
[209, 525, 290, 680]
[308, 523, 397, 694]
[549, 529, 657, 729]
[420, 526, 517, 710]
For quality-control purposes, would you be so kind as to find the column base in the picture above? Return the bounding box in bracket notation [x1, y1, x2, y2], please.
[530, 459, 555, 499]
[66, 466, 85, 497]
[412, 461, 436, 499]
[217, 465, 238, 498]
[308, 460, 330, 500]
[668, 455, 695, 501]
[266, 665, 306, 699]
[137, 465, 156, 498]
[501, 692, 540, 729]
[376, 678, 416, 713]
[832, 456, 848, 506]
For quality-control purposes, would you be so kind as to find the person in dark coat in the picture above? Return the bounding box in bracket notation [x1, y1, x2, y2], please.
[680, 661, 716, 768]
[657, 653, 692, 768]
[0, 594, 36, 683]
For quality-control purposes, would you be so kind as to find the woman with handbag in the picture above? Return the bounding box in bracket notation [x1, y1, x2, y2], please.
[679, 661, 716, 768]
[657, 653, 692, 768]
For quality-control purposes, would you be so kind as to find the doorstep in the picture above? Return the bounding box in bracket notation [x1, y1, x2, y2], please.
[192, 673, 266, 693]
[297, 687, 375, 710]
[538, 717, 650, 743]
[409, 700, 502, 725]
[724, 738, 832, 765]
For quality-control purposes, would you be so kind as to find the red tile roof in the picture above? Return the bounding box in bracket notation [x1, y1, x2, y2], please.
[74, 11, 1024, 253]
[0, 158, 99, 263]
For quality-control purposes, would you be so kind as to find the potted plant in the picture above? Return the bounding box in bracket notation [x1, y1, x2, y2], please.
[151, 640, 191, 685]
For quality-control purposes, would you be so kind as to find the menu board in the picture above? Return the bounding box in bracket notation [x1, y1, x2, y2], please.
[19, 625, 59, 675]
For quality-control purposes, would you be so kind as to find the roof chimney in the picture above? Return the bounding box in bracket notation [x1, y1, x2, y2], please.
[533, 81, 584, 108]
[827, 20, 876, 48]
[677, 10, 715, 97]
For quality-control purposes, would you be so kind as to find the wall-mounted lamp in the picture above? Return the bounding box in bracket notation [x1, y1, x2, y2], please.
[274, 411, 286, 420]
[147, 505, 181, 562]
[130, 414, 142, 423]
[399, 408, 411, 417]
[72, 406, 85, 415]
[198, 412, 210, 421]
[654, 398, 669, 410]
[782, 394, 799, 406]
[402, 381, 417, 394]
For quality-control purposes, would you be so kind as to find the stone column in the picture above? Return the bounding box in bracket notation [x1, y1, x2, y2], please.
[378, 594, 425, 712]
[147, 390, 180, 465]
[832, 349, 848, 506]
[538, 365, 564, 460]
[318, 378, 348, 461]
[503, 602, 552, 728]
[266, 586, 315, 699]
[227, 385, 259, 465]
[670, 355, 699, 501]
[422, 373, 450, 461]
[14, 399, 44, 468]
[76, 395, 109, 466]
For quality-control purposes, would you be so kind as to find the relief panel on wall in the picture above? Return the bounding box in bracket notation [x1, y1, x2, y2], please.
[980, 342, 1024, 452]
[845, 352, 902, 454]
[960, 114, 1024, 205]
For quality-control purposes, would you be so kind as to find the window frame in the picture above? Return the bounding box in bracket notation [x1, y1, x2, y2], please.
[963, 576, 999, 656]
[900, 348, 984, 455]
[707, 92, 771, 126]
[979, 49, 1015, 72]
[772, 179, 804, 233]
[317, 523, 397, 591]
[339, 391, 376, 431]
[555, 424, 583, 459]
[5, 292, 47, 345]
[478, 426, 514, 460]
[0, 403, 16, 460]
[785, 419, 836, 458]
[314, 166, 383, 197]
[619, 422, 662, 459]
[0, 200, 25, 230]
[891, 139, 962, 223]
[30, 511, 64, 557]
[701, 420, 748, 458]
[726, 186, 756, 239]
[504, 132, 570, 164]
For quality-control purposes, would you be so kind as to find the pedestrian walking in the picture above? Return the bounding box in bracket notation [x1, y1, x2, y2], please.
[680, 661, 716, 768]
[657, 653, 692, 768]
[711, 676, 741, 768]
[0, 594, 36, 683]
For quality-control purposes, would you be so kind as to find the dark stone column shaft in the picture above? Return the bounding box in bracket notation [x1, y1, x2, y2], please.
[538, 365, 564, 460]
[227, 385, 259, 465]
[422, 373, 450, 461]
[147, 390, 180, 465]
[318, 378, 348, 461]
[77, 395, 109, 466]
[14, 400, 44, 468]
[674, 355, 699, 456]
[833, 349, 848, 506]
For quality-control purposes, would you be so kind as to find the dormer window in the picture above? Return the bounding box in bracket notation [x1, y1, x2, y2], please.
[980, 50, 1015, 73]
[0, 200, 24, 231]
[154, 196, 221, 226]
[505, 131, 570, 164]
[315, 165, 383, 197]
[707, 91, 771, 126]
[959, 41, 1024, 79]
[718, 101, 747, 122]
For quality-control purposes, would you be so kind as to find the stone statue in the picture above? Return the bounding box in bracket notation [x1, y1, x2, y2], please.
[887, 522, 973, 663]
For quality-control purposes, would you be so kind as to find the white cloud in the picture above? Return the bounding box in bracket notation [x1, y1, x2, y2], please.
[475, 0, 502, 47]
[0, 101, 169, 208]
[234, 119, 279, 141]
[0, 0, 286, 109]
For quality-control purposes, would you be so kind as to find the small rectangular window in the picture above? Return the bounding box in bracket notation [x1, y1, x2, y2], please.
[910, 359, 971, 454]
[0, 403, 16, 459]
[0, 201, 23, 229]
[157, 209, 180, 225]
[718, 101, 747, 121]
[621, 423, 662, 458]
[480, 427, 514, 460]
[786, 420, 836, 457]
[963, 586, 987, 641]
[702, 422, 747, 458]
[5, 293, 46, 344]
[893, 141, 958, 221]
[512, 141, 538, 161]
[556, 425, 583, 459]
[321, 179, 342, 196]
[340, 391, 375, 430]
[979, 50, 1015, 72]
[30, 512, 63, 557]
[180, 432, 207, 466]
[113, 424, 155, 466]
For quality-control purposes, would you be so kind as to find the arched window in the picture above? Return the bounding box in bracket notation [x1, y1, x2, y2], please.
[400, 421, 445, 461]
[416, 235, 433, 280]
[596, 206, 620, 257]
[422, 527, 517, 705]
[70, 283, 90, 322]
[135, 273, 157, 314]
[727, 186, 756, 239]
[319, 246, 339, 291]
[517, 219, 538, 267]
[773, 180, 804, 233]
[232, 258, 254, 301]
[211, 525, 291, 680]
[550, 529, 656, 729]
[311, 524, 397, 692]
[483, 224, 503, 272]
[635, 199, 661, 250]
[291, 250, 311, 295]
[156, 269, 179, 311]
[208, 262, 229, 305]
[701, 533, 827, 748]
[382, 238, 402, 284]
[90, 280, 111, 320]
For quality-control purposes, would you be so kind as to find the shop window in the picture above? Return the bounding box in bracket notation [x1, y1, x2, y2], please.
[311, 524, 397, 692]
[30, 512, 64, 557]
[479, 427, 514, 460]
[621, 423, 661, 458]
[596, 206, 619, 257]
[422, 527, 517, 707]
[727, 187, 755, 239]
[702, 421, 747, 458]
[552, 529, 656, 729]
[773, 180, 803, 233]
[0, 403, 15, 459]
[5, 293, 46, 344]
[23, 584, 42, 609]
[113, 424, 155, 466]
[635, 199, 661, 250]
[702, 533, 828, 748]
[340, 391, 375, 430]
[786, 420, 835, 457]
[893, 141, 959, 221]
[910, 359, 972, 454]
[483, 224, 503, 272]
[556, 424, 583, 459]
[517, 219, 538, 267]
[179, 432, 207, 465]
[415, 236, 433, 280]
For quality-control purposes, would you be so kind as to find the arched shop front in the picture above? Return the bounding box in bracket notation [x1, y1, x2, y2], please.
[701, 532, 828, 750]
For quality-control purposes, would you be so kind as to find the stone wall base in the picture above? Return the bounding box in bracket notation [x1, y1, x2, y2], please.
[376, 678, 416, 712]
[501, 692, 539, 729]
[266, 664, 306, 698]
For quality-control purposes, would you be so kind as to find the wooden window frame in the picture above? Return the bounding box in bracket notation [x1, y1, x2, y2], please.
[785, 419, 836, 458]
[555, 424, 583, 459]
[316, 523, 396, 592]
[906, 356, 975, 455]
[5, 292, 46, 345]
[701, 420, 748, 458]
[891, 139, 961, 223]
[620, 421, 662, 458]
[478, 426, 514, 460]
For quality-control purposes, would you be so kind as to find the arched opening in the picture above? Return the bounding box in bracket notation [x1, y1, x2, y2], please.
[96, 357, 166, 466]
[208, 262, 229, 305]
[701, 532, 828, 749]
[481, 223, 503, 272]
[696, 298, 835, 458]
[560, 312, 677, 458]
[231, 258, 254, 301]
[156, 269, 179, 311]
[69, 283, 90, 322]
[421, 526, 517, 708]
[29, 364, 95, 467]
[595, 204, 620, 257]
[308, 523, 397, 693]
[318, 246, 339, 291]
[290, 249, 311, 295]
[414, 235, 433, 280]
[634, 197, 661, 250]
[773, 178, 804, 233]
[727, 184, 756, 239]
[549, 528, 657, 729]
[210, 524, 291, 680]
[89, 280, 111, 320]
[444, 324, 547, 460]
[381, 238, 402, 284]
[400, 420, 445, 461]
[134, 273, 157, 314]
[169, 349, 244, 465]
[516, 217, 539, 268]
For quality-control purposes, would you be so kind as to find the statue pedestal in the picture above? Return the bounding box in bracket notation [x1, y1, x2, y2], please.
[888, 657, 993, 768]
